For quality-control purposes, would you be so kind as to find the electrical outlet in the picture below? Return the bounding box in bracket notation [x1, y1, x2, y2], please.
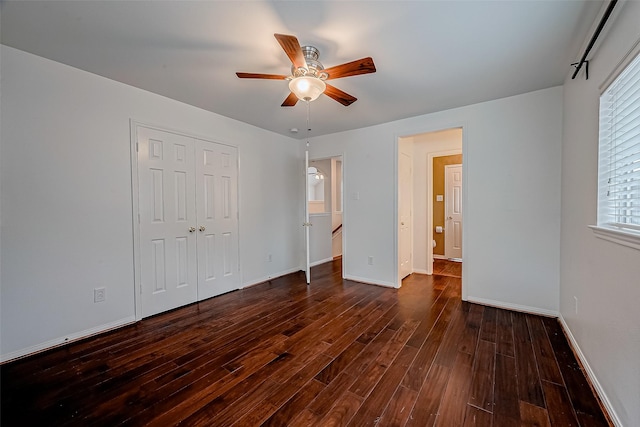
[94, 287, 106, 303]
[574, 296, 578, 314]
[368, 256, 374, 265]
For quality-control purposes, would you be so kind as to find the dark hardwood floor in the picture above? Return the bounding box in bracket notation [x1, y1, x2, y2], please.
[1, 260, 610, 426]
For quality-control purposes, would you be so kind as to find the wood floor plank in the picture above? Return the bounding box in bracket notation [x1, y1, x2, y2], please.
[493, 353, 520, 427]
[348, 319, 420, 398]
[262, 378, 325, 427]
[318, 391, 364, 427]
[0, 259, 611, 427]
[527, 315, 564, 385]
[463, 404, 493, 427]
[495, 308, 515, 357]
[467, 339, 496, 413]
[347, 345, 419, 427]
[520, 401, 552, 427]
[541, 380, 580, 427]
[479, 306, 498, 343]
[402, 297, 459, 392]
[376, 385, 418, 427]
[458, 303, 484, 356]
[541, 317, 610, 427]
[308, 372, 357, 418]
[512, 311, 546, 408]
[405, 363, 451, 427]
[436, 351, 475, 426]
[316, 341, 366, 385]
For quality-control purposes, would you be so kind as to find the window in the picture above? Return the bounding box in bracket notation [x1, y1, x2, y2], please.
[594, 50, 640, 249]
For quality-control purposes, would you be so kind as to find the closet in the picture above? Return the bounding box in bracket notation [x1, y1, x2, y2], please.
[135, 125, 239, 317]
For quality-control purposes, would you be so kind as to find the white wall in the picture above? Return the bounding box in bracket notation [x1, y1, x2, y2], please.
[409, 128, 462, 274]
[307, 86, 563, 310]
[560, 2, 640, 425]
[0, 46, 301, 361]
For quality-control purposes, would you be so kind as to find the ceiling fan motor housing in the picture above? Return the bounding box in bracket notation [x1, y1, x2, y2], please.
[291, 46, 328, 80]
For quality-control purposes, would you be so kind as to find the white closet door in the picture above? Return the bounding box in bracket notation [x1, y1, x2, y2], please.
[195, 140, 239, 299]
[138, 127, 198, 317]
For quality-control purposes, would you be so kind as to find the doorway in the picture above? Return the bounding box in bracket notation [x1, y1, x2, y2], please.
[307, 155, 344, 273]
[397, 128, 463, 283]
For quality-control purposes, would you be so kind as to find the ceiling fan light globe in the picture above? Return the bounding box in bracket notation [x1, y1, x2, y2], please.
[289, 76, 326, 102]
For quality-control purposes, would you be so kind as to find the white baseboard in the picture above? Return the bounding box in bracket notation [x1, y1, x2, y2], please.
[241, 267, 302, 289]
[344, 274, 398, 289]
[310, 257, 334, 267]
[433, 254, 447, 260]
[1, 315, 136, 364]
[558, 315, 622, 427]
[466, 296, 558, 318]
[413, 268, 429, 274]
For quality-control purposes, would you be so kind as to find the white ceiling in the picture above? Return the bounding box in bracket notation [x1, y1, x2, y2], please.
[0, 0, 603, 139]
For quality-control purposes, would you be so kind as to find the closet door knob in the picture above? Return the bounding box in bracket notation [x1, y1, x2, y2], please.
[189, 227, 196, 233]
[199, 226, 206, 232]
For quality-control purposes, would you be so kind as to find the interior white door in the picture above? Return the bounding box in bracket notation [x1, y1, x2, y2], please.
[195, 141, 239, 299]
[304, 150, 310, 284]
[138, 127, 198, 317]
[399, 151, 413, 279]
[445, 164, 463, 259]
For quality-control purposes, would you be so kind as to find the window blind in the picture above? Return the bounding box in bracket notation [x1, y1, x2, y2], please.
[598, 51, 640, 232]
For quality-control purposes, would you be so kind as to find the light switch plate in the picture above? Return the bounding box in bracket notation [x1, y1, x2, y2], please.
[436, 195, 444, 202]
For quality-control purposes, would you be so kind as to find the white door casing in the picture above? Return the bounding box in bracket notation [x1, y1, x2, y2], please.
[137, 127, 198, 317]
[399, 151, 413, 279]
[136, 125, 239, 317]
[304, 150, 310, 284]
[445, 164, 463, 259]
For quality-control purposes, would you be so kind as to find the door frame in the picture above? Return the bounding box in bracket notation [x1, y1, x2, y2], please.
[130, 120, 241, 320]
[394, 123, 468, 299]
[306, 153, 346, 279]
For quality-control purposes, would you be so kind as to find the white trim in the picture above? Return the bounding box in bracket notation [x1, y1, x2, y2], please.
[129, 120, 143, 321]
[599, 33, 640, 93]
[558, 315, 623, 427]
[240, 267, 302, 289]
[310, 257, 334, 267]
[344, 274, 398, 289]
[413, 268, 429, 275]
[433, 254, 448, 260]
[466, 296, 558, 318]
[589, 225, 640, 251]
[1, 316, 136, 364]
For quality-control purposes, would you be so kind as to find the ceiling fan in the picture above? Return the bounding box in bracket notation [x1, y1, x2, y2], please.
[236, 33, 376, 107]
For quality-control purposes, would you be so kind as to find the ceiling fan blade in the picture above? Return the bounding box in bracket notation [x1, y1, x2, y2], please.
[236, 72, 288, 80]
[324, 84, 357, 106]
[274, 33, 307, 69]
[281, 92, 298, 107]
[323, 57, 376, 80]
